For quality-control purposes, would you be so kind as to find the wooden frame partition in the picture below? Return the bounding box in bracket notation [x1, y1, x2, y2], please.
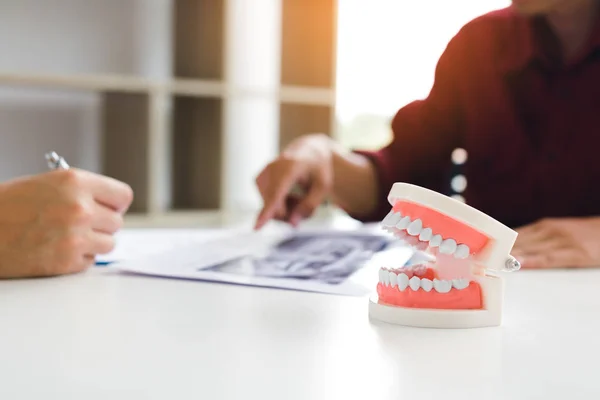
[0, 0, 338, 218]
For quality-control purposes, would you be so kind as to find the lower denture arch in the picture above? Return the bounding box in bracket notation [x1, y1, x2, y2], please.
[377, 266, 483, 310]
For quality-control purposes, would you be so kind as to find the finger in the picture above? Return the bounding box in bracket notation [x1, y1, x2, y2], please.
[288, 164, 332, 226]
[269, 197, 300, 223]
[255, 170, 269, 199]
[86, 172, 134, 213]
[519, 249, 584, 269]
[269, 204, 288, 222]
[255, 207, 276, 230]
[91, 202, 124, 234]
[277, 194, 300, 221]
[254, 165, 300, 230]
[85, 231, 116, 255]
[257, 177, 297, 227]
[288, 182, 328, 227]
[512, 237, 565, 257]
[274, 207, 287, 221]
[514, 225, 554, 248]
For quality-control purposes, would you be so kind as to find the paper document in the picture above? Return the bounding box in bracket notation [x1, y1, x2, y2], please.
[96, 228, 236, 264]
[113, 229, 415, 296]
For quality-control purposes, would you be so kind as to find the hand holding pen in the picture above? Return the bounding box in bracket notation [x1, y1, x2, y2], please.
[0, 152, 133, 279]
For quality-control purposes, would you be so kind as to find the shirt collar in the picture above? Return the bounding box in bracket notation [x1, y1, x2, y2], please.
[498, 8, 600, 75]
[497, 14, 536, 74]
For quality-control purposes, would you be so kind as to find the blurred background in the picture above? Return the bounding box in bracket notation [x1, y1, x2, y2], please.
[0, 0, 509, 224]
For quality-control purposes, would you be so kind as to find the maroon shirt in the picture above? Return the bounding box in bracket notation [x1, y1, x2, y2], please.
[353, 6, 600, 229]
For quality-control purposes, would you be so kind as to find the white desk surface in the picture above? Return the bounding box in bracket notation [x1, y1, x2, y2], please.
[1, 227, 599, 399]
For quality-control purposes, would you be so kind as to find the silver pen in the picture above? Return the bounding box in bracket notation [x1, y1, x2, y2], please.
[45, 151, 70, 170]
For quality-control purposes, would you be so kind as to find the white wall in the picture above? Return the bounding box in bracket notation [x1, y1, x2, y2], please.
[0, 0, 171, 181]
[222, 0, 282, 212]
[0, 89, 100, 181]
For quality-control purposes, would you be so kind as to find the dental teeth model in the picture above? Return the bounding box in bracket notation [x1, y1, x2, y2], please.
[369, 183, 520, 328]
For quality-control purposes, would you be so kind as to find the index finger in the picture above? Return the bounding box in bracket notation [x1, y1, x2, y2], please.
[87, 173, 134, 213]
[254, 166, 299, 230]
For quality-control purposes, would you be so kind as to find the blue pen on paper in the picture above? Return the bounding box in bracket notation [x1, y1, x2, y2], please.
[45, 151, 109, 267]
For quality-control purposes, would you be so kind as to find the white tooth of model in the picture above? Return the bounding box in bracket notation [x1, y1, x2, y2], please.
[420, 278, 433, 292]
[396, 216, 411, 230]
[419, 227, 433, 242]
[397, 273, 409, 291]
[389, 272, 398, 288]
[454, 244, 470, 259]
[409, 276, 421, 291]
[452, 279, 469, 290]
[429, 234, 443, 247]
[382, 211, 402, 228]
[407, 219, 423, 236]
[381, 210, 394, 226]
[439, 239, 458, 254]
[433, 279, 452, 293]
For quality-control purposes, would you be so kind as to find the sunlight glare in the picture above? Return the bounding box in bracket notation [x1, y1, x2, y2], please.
[335, 0, 511, 125]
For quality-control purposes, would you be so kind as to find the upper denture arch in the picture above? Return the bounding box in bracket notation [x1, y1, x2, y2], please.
[384, 183, 518, 268]
[391, 200, 488, 253]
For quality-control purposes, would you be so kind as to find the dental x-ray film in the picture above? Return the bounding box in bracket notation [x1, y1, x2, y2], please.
[204, 232, 391, 284]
